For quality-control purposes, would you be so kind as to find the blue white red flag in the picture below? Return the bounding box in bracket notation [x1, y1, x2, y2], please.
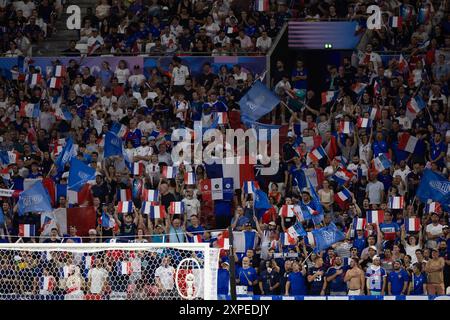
[117, 201, 133, 213]
[388, 196, 404, 209]
[366, 210, 384, 224]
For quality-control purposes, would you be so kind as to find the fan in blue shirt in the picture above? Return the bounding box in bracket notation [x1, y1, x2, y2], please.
[387, 260, 409, 295]
[285, 261, 307, 295]
[236, 257, 257, 293]
[409, 263, 427, 295]
[217, 261, 230, 296]
[325, 257, 349, 294]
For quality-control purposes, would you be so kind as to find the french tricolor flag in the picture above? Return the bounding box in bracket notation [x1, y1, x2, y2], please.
[332, 168, 354, 185]
[368, 107, 380, 120]
[366, 210, 385, 224]
[307, 146, 327, 163]
[133, 163, 144, 176]
[398, 54, 408, 73]
[19, 224, 35, 237]
[121, 261, 133, 275]
[162, 166, 177, 179]
[388, 196, 404, 209]
[287, 224, 304, 242]
[279, 204, 295, 218]
[280, 233, 295, 246]
[321, 91, 337, 105]
[243, 181, 259, 194]
[191, 234, 203, 243]
[49, 77, 62, 89]
[334, 187, 352, 209]
[55, 65, 66, 77]
[141, 189, 159, 201]
[169, 201, 184, 215]
[20, 102, 40, 118]
[353, 218, 366, 231]
[30, 73, 42, 86]
[215, 112, 228, 125]
[425, 202, 441, 214]
[42, 276, 55, 292]
[84, 255, 95, 270]
[117, 201, 133, 213]
[255, 0, 269, 11]
[389, 16, 402, 28]
[338, 121, 353, 134]
[351, 82, 367, 96]
[373, 153, 391, 172]
[184, 172, 196, 185]
[407, 96, 426, 114]
[357, 117, 371, 128]
[115, 124, 129, 139]
[150, 205, 166, 219]
[117, 189, 132, 201]
[306, 232, 315, 247]
[405, 218, 421, 232]
[140, 201, 152, 214]
[398, 133, 418, 153]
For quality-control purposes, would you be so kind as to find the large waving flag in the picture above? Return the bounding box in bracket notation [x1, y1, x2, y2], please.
[287, 222, 306, 240]
[18, 181, 53, 215]
[200, 178, 234, 201]
[68, 158, 96, 192]
[104, 131, 124, 158]
[307, 222, 345, 252]
[239, 80, 280, 122]
[55, 137, 76, 172]
[254, 189, 271, 210]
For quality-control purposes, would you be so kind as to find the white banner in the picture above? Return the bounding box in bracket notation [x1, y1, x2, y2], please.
[0, 189, 17, 197]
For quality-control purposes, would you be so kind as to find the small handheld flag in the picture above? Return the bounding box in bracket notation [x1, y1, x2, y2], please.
[279, 204, 295, 218]
[366, 210, 384, 224]
[388, 196, 404, 209]
[184, 172, 196, 185]
[149, 205, 166, 219]
[425, 202, 441, 214]
[405, 218, 421, 232]
[353, 218, 366, 231]
[162, 166, 177, 179]
[117, 189, 132, 201]
[19, 224, 35, 237]
[117, 201, 133, 213]
[243, 181, 259, 194]
[169, 201, 184, 215]
[132, 163, 145, 176]
[141, 189, 159, 202]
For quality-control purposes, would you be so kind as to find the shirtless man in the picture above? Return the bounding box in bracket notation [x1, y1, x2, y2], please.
[344, 257, 365, 295]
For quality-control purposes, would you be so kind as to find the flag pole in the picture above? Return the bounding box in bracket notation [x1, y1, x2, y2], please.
[228, 225, 237, 300]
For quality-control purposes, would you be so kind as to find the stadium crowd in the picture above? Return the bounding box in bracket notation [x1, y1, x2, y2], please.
[0, 0, 449, 299]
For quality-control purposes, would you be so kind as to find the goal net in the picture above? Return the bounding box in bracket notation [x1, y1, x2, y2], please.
[0, 243, 219, 300]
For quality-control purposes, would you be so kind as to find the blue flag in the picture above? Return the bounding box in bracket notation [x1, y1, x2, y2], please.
[17, 181, 53, 215]
[68, 158, 96, 192]
[0, 151, 9, 165]
[55, 137, 75, 172]
[241, 118, 281, 141]
[417, 169, 450, 211]
[0, 208, 4, 225]
[254, 189, 271, 210]
[238, 81, 280, 122]
[311, 222, 345, 252]
[104, 131, 123, 158]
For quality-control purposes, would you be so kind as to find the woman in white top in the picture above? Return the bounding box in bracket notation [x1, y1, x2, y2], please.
[318, 180, 334, 213]
[203, 15, 220, 38]
[114, 60, 130, 85]
[357, 128, 373, 167]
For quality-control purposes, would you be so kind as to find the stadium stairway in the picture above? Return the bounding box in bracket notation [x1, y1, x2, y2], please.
[33, 0, 91, 56]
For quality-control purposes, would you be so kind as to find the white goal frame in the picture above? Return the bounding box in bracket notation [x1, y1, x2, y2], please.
[0, 242, 220, 300]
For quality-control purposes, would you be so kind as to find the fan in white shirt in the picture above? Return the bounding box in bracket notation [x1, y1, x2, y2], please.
[138, 115, 156, 135]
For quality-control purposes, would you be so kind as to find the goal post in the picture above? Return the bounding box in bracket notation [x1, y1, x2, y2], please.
[0, 242, 220, 300]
